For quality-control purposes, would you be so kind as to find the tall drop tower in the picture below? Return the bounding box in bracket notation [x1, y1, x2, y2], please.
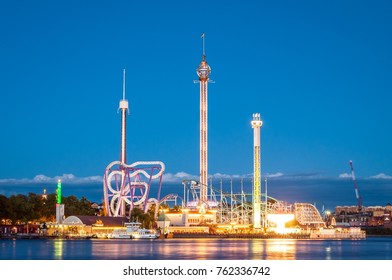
[196, 33, 211, 203]
[103, 69, 165, 217]
[251, 113, 263, 229]
[119, 69, 129, 164]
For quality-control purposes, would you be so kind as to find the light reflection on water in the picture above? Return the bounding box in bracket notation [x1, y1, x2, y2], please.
[264, 240, 296, 260]
[53, 240, 63, 260]
[1, 237, 391, 260]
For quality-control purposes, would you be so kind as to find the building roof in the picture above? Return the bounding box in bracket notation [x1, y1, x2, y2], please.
[62, 215, 128, 227]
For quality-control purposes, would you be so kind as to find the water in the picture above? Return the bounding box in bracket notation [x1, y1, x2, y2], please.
[1, 237, 391, 260]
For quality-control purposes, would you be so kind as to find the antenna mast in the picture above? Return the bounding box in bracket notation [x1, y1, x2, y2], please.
[119, 69, 129, 163]
[349, 160, 362, 212]
[122, 69, 126, 100]
[201, 33, 205, 57]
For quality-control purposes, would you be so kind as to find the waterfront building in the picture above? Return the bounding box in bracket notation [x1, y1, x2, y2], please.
[162, 208, 217, 227]
[59, 215, 128, 237]
[334, 203, 392, 227]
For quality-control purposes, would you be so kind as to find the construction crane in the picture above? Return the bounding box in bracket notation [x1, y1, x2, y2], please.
[349, 160, 363, 212]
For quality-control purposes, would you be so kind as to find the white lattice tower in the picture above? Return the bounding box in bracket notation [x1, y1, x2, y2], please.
[251, 113, 263, 229]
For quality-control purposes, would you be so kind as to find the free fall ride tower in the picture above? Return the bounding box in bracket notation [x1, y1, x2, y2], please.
[196, 33, 211, 204]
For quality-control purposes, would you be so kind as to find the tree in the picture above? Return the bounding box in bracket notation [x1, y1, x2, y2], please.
[7, 194, 29, 224]
[63, 195, 80, 216]
[27, 193, 44, 222]
[42, 194, 57, 221]
[130, 207, 156, 229]
[78, 197, 95, 216]
[130, 207, 144, 223]
[1, 192, 97, 224]
[0, 195, 9, 223]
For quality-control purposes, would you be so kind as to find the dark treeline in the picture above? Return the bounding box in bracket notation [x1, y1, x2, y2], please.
[0, 193, 95, 225]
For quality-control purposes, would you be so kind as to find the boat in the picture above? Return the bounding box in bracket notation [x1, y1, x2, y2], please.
[130, 228, 160, 239]
[109, 222, 159, 239]
[109, 229, 131, 239]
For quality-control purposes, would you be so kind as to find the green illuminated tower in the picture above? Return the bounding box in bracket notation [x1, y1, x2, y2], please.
[56, 179, 65, 224]
[56, 179, 62, 204]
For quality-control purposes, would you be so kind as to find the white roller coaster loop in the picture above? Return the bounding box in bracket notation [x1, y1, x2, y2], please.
[103, 160, 165, 217]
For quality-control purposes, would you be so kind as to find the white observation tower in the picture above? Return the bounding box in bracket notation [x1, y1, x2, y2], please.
[251, 113, 263, 229]
[119, 69, 129, 164]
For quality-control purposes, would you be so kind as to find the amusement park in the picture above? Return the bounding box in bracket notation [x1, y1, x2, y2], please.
[0, 35, 367, 240]
[92, 34, 364, 240]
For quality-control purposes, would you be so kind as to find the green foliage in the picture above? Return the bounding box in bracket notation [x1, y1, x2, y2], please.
[79, 197, 96, 216]
[8, 194, 29, 224]
[0, 193, 96, 224]
[27, 193, 44, 221]
[63, 196, 81, 216]
[0, 195, 8, 223]
[42, 194, 57, 221]
[130, 207, 156, 229]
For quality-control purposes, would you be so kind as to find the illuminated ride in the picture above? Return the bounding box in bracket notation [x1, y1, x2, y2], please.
[181, 179, 279, 225]
[180, 178, 325, 230]
[103, 160, 165, 217]
[251, 113, 263, 229]
[103, 70, 167, 217]
[195, 33, 212, 204]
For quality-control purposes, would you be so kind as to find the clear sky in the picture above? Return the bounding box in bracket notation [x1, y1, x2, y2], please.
[1, 1, 392, 206]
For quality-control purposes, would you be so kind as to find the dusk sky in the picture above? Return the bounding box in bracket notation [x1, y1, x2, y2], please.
[1, 1, 392, 208]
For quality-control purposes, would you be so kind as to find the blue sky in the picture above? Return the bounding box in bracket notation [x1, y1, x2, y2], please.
[1, 1, 392, 207]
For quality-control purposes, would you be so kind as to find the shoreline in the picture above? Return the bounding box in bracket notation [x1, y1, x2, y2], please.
[4, 233, 390, 240]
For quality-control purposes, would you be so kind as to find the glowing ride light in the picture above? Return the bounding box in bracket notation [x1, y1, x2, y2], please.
[267, 213, 295, 234]
[56, 179, 62, 204]
[55, 179, 65, 223]
[103, 160, 165, 217]
[251, 113, 263, 229]
[196, 33, 211, 204]
[103, 70, 166, 217]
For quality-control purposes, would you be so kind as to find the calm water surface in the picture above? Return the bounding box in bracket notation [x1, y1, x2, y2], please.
[1, 237, 391, 260]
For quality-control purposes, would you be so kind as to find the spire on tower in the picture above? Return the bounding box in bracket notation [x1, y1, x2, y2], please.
[196, 33, 212, 205]
[197, 34, 211, 81]
[122, 69, 126, 100]
[119, 69, 129, 113]
[251, 113, 263, 229]
[119, 69, 129, 164]
[201, 33, 205, 58]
